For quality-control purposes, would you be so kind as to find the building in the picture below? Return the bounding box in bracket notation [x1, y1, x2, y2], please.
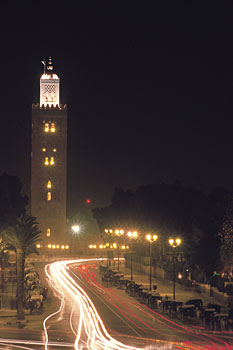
[31, 58, 68, 253]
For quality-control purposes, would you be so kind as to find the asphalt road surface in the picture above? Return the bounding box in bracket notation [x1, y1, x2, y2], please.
[0, 258, 233, 349]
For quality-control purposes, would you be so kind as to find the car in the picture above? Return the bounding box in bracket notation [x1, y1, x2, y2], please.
[185, 299, 203, 309]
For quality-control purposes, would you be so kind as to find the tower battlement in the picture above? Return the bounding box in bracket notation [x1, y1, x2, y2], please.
[32, 103, 67, 110]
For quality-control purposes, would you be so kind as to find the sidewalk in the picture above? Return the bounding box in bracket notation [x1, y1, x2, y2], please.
[109, 260, 228, 310]
[0, 262, 60, 330]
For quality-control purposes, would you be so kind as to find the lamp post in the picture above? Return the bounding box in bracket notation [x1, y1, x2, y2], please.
[146, 234, 158, 291]
[127, 231, 138, 281]
[115, 229, 124, 270]
[168, 237, 182, 300]
[104, 229, 113, 266]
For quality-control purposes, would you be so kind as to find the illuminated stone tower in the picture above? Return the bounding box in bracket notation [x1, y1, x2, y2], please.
[31, 58, 68, 253]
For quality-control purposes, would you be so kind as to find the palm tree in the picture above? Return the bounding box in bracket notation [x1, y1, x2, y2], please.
[4, 215, 41, 320]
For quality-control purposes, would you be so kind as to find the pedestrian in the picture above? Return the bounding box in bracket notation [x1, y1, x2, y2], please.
[42, 287, 48, 301]
[28, 298, 34, 314]
[196, 308, 201, 323]
[39, 300, 43, 312]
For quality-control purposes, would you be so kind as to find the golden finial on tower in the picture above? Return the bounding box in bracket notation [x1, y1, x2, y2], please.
[47, 56, 53, 71]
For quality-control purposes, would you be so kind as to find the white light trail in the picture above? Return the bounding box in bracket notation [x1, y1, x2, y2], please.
[44, 259, 143, 350]
[0, 338, 73, 347]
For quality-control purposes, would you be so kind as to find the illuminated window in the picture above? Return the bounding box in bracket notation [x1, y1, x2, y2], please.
[48, 244, 51, 248]
[36, 244, 41, 248]
[47, 181, 52, 189]
[53, 148, 56, 152]
[46, 228, 51, 237]
[47, 192, 51, 201]
[61, 245, 65, 249]
[50, 157, 55, 165]
[50, 123, 56, 132]
[42, 148, 46, 152]
[56, 245, 60, 248]
[52, 244, 56, 249]
[44, 157, 49, 165]
[44, 123, 49, 132]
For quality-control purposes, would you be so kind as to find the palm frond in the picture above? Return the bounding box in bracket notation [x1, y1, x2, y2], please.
[4, 214, 41, 256]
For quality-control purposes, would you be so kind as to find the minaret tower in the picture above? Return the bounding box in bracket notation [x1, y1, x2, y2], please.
[31, 58, 68, 253]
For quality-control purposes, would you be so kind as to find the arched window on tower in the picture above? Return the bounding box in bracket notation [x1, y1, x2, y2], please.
[50, 157, 55, 165]
[44, 157, 49, 165]
[47, 181, 52, 189]
[51, 123, 56, 132]
[46, 228, 51, 237]
[44, 123, 49, 132]
[47, 192, 51, 201]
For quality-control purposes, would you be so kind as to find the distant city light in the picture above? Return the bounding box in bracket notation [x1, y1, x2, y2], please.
[86, 199, 91, 204]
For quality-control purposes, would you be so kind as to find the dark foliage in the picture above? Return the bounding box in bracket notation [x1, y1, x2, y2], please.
[93, 182, 232, 279]
[0, 173, 28, 231]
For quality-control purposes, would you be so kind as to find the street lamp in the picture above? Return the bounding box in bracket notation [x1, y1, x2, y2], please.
[146, 234, 158, 291]
[169, 237, 182, 300]
[115, 229, 124, 270]
[72, 225, 80, 233]
[127, 231, 138, 281]
[104, 229, 115, 266]
[70, 225, 80, 254]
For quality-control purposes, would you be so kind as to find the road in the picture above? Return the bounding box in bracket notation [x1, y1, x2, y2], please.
[0, 258, 233, 349]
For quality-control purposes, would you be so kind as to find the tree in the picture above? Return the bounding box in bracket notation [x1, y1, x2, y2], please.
[0, 237, 9, 292]
[219, 196, 233, 274]
[4, 215, 41, 320]
[0, 173, 28, 232]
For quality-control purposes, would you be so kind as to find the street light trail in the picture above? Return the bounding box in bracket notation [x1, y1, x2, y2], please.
[44, 259, 145, 350]
[0, 338, 73, 348]
[76, 262, 233, 350]
[0, 343, 37, 350]
[43, 263, 66, 350]
[43, 259, 233, 349]
[77, 265, 207, 347]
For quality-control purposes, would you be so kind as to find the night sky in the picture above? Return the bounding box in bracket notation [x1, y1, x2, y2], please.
[0, 3, 233, 211]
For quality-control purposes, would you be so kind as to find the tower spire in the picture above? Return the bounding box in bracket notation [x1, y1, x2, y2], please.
[47, 56, 53, 71]
[41, 59, 46, 75]
[40, 57, 60, 107]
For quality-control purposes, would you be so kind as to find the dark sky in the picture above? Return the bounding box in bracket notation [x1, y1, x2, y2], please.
[0, 2, 233, 211]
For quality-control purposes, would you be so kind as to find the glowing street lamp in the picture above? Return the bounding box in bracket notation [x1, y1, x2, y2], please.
[127, 231, 138, 281]
[169, 238, 181, 248]
[105, 229, 113, 234]
[70, 225, 81, 254]
[146, 234, 158, 291]
[72, 225, 80, 233]
[115, 229, 124, 271]
[169, 237, 182, 300]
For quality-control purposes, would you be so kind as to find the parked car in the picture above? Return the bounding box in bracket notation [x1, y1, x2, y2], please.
[185, 299, 203, 309]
